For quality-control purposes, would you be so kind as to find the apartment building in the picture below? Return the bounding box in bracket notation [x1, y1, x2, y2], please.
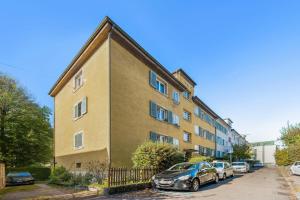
[49, 17, 220, 168]
[215, 119, 231, 158]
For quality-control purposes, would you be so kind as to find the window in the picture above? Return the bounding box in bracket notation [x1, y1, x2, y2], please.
[183, 91, 190, 100]
[183, 110, 191, 121]
[76, 162, 81, 168]
[156, 79, 167, 94]
[194, 125, 204, 137]
[149, 101, 177, 125]
[157, 106, 168, 121]
[149, 71, 167, 95]
[172, 91, 180, 104]
[183, 132, 191, 143]
[74, 132, 83, 149]
[74, 97, 87, 119]
[74, 71, 83, 90]
[150, 132, 179, 147]
[172, 114, 180, 126]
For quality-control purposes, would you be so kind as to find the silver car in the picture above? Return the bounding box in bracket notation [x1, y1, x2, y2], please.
[232, 162, 250, 173]
[290, 161, 300, 175]
[212, 161, 234, 179]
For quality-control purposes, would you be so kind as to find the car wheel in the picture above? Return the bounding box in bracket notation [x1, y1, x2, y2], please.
[215, 174, 219, 184]
[190, 179, 200, 192]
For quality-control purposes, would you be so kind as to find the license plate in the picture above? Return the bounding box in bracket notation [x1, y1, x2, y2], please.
[159, 180, 172, 184]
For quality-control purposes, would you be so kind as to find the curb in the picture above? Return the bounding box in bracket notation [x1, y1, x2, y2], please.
[277, 167, 299, 200]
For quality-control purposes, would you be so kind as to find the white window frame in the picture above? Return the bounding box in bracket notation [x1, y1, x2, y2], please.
[172, 90, 180, 104]
[156, 106, 168, 122]
[183, 131, 191, 143]
[73, 97, 87, 120]
[183, 110, 191, 121]
[156, 78, 168, 95]
[74, 70, 83, 91]
[173, 114, 180, 126]
[74, 131, 84, 150]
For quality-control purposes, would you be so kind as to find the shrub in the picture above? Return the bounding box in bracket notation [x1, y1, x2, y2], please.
[189, 155, 213, 163]
[49, 166, 72, 185]
[275, 149, 290, 166]
[132, 142, 184, 171]
[7, 166, 51, 181]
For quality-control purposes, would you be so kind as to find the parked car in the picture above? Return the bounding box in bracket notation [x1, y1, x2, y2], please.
[232, 162, 250, 173]
[212, 161, 234, 179]
[253, 162, 264, 168]
[152, 162, 219, 192]
[6, 172, 35, 186]
[290, 161, 300, 175]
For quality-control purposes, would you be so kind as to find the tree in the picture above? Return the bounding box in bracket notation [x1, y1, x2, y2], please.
[232, 144, 252, 161]
[275, 149, 290, 166]
[0, 73, 52, 167]
[132, 142, 184, 171]
[275, 122, 300, 165]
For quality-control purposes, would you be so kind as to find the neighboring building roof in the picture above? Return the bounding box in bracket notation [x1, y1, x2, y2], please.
[192, 96, 218, 118]
[251, 141, 275, 147]
[49, 16, 187, 96]
[173, 68, 197, 86]
[224, 118, 233, 124]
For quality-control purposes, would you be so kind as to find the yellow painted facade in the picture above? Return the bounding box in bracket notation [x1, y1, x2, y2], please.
[51, 17, 217, 168]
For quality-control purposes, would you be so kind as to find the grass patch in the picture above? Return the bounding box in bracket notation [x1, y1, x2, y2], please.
[0, 185, 39, 199]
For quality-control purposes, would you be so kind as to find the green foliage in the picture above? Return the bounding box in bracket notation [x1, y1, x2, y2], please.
[189, 155, 213, 163]
[276, 122, 300, 165]
[275, 149, 290, 166]
[49, 166, 72, 185]
[0, 74, 53, 167]
[7, 166, 51, 181]
[232, 144, 252, 161]
[49, 164, 107, 186]
[281, 123, 300, 146]
[132, 142, 184, 171]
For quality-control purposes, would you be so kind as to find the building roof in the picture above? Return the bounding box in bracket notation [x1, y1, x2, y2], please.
[192, 96, 218, 118]
[251, 141, 275, 147]
[173, 68, 197, 86]
[49, 16, 188, 96]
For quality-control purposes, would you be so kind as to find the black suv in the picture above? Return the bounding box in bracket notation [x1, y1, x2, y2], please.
[152, 161, 219, 192]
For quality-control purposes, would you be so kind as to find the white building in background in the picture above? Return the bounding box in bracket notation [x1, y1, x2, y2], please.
[251, 141, 277, 166]
[215, 119, 231, 158]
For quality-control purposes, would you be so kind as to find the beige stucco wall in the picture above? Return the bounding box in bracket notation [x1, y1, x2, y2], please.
[54, 39, 110, 167]
[110, 39, 215, 167]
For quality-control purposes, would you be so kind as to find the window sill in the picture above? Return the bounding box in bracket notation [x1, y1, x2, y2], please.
[73, 113, 87, 121]
[74, 146, 84, 150]
[72, 84, 84, 93]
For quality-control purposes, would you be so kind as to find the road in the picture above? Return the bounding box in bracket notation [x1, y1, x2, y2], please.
[92, 167, 295, 200]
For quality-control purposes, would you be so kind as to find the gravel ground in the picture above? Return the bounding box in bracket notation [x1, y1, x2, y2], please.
[2, 184, 76, 200]
[91, 167, 294, 200]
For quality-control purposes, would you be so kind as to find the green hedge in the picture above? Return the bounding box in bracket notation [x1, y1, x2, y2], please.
[7, 166, 51, 181]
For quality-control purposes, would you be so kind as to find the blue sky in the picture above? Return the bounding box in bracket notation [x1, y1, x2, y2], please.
[1, 0, 300, 142]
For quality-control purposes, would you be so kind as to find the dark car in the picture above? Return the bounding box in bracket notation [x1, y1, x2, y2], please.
[152, 162, 219, 192]
[6, 172, 35, 186]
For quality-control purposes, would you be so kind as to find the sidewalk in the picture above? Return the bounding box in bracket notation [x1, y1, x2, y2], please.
[278, 167, 300, 200]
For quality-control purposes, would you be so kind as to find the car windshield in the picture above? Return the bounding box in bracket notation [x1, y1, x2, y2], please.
[168, 163, 197, 171]
[7, 172, 31, 177]
[213, 163, 224, 168]
[232, 162, 245, 166]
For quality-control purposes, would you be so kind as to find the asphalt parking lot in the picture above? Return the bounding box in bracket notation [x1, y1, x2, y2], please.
[92, 167, 295, 200]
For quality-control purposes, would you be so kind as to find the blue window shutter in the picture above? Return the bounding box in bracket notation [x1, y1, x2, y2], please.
[150, 101, 157, 118]
[149, 71, 157, 88]
[150, 132, 157, 142]
[168, 110, 173, 123]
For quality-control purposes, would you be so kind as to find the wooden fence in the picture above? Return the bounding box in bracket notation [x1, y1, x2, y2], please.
[0, 163, 5, 189]
[108, 167, 158, 187]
